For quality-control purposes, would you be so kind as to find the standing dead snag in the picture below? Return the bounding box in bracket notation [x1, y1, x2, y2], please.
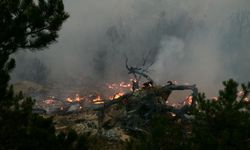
[125, 55, 154, 90]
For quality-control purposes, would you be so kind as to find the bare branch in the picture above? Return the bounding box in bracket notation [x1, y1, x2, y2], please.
[124, 55, 130, 71]
[124, 54, 154, 83]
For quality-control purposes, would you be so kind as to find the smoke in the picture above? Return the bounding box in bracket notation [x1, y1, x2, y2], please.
[12, 0, 250, 96]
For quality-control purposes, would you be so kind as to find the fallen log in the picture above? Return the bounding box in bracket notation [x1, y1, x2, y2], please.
[96, 84, 198, 117]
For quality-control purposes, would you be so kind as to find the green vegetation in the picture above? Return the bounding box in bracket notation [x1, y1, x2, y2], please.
[127, 79, 250, 150]
[1, 1, 250, 150]
[189, 79, 250, 150]
[0, 0, 88, 149]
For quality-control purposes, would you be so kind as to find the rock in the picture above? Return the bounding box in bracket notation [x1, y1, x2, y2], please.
[72, 123, 98, 135]
[67, 103, 81, 113]
[100, 127, 130, 141]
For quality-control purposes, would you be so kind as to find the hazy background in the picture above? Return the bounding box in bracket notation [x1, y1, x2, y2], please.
[12, 0, 250, 96]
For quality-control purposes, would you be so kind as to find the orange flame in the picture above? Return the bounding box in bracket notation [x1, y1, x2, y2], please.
[66, 97, 73, 103]
[92, 96, 102, 102]
[92, 96, 104, 104]
[109, 92, 124, 99]
[94, 101, 104, 104]
[106, 81, 132, 90]
[184, 96, 193, 105]
[66, 94, 84, 103]
[119, 82, 131, 88]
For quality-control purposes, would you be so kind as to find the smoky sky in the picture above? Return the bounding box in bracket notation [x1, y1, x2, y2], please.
[12, 0, 250, 96]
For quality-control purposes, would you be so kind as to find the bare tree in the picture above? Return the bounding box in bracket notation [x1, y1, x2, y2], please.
[125, 51, 154, 90]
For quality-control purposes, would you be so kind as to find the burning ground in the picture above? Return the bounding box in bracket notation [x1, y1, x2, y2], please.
[13, 77, 198, 141]
[2, 0, 250, 149]
[11, 53, 250, 150]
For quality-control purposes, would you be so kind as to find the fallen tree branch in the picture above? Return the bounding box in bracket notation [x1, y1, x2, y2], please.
[97, 84, 198, 116]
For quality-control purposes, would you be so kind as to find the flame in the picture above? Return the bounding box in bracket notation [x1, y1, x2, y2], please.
[48, 80, 132, 105]
[106, 80, 131, 100]
[184, 96, 193, 105]
[243, 97, 249, 102]
[93, 96, 102, 102]
[106, 81, 132, 90]
[66, 94, 84, 103]
[115, 92, 124, 99]
[119, 82, 131, 88]
[92, 96, 104, 104]
[170, 112, 176, 117]
[109, 92, 124, 100]
[75, 94, 80, 101]
[66, 97, 73, 102]
[94, 101, 104, 104]
[211, 96, 218, 101]
[238, 90, 244, 97]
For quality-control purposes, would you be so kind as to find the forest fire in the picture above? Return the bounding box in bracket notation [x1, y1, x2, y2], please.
[92, 96, 104, 104]
[66, 94, 84, 103]
[92, 96, 102, 102]
[63, 81, 131, 105]
[106, 81, 132, 90]
[109, 92, 125, 100]
[42, 79, 198, 109]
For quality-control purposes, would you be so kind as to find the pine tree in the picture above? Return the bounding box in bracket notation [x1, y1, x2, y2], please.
[127, 79, 250, 150]
[0, 1, 88, 149]
[190, 79, 250, 150]
[0, 0, 69, 104]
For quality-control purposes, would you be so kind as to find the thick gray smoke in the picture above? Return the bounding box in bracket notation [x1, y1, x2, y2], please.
[12, 0, 250, 96]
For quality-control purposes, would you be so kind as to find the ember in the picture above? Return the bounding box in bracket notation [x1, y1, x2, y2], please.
[184, 96, 193, 105]
[92, 96, 104, 104]
[66, 94, 85, 103]
[109, 92, 125, 100]
[211, 96, 218, 101]
[106, 81, 132, 91]
[243, 97, 249, 102]
[92, 96, 101, 102]
[238, 90, 245, 97]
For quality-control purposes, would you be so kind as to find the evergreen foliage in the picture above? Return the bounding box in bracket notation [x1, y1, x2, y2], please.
[189, 79, 250, 150]
[0, 1, 88, 149]
[127, 79, 250, 150]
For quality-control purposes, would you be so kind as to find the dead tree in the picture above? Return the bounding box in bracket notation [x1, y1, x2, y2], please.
[97, 83, 198, 113]
[125, 54, 154, 90]
[162, 84, 198, 107]
[95, 83, 198, 132]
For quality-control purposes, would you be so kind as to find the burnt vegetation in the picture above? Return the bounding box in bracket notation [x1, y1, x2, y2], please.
[1, 0, 250, 150]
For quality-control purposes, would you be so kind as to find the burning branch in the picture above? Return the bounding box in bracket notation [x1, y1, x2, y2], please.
[98, 83, 198, 112]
